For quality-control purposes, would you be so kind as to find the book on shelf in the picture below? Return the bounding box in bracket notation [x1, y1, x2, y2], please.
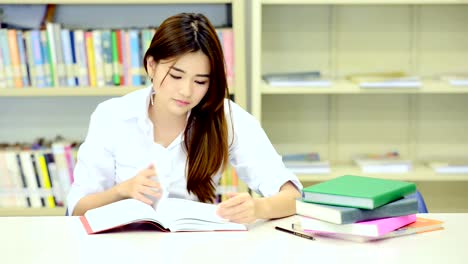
[427, 161, 468, 174]
[353, 152, 412, 173]
[296, 214, 417, 237]
[347, 71, 421, 88]
[292, 217, 443, 243]
[282, 152, 330, 174]
[284, 160, 331, 174]
[0, 24, 232, 89]
[80, 198, 247, 234]
[440, 73, 468, 86]
[302, 175, 416, 209]
[296, 196, 418, 225]
[262, 71, 331, 87]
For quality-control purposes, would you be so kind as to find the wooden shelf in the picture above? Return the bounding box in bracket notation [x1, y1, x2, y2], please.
[0, 86, 236, 97]
[260, 0, 468, 5]
[261, 80, 468, 95]
[0, 86, 145, 97]
[6, 0, 232, 4]
[0, 207, 66, 216]
[297, 165, 468, 183]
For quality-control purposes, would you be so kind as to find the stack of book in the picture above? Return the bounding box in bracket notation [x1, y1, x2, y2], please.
[293, 175, 443, 242]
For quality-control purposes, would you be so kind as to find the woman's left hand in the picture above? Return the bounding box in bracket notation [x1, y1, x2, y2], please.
[216, 192, 257, 224]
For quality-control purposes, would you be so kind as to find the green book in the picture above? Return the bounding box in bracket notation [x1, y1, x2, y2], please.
[302, 175, 416, 209]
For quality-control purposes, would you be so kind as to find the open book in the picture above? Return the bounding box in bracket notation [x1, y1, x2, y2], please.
[80, 198, 247, 234]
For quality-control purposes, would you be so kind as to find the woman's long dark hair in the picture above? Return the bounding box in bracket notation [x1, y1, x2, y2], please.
[143, 13, 230, 203]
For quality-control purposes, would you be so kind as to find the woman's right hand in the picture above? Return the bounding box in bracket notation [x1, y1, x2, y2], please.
[115, 164, 162, 205]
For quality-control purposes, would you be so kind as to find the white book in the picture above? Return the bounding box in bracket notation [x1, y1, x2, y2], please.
[263, 72, 331, 87]
[285, 160, 331, 174]
[72, 29, 89, 87]
[428, 161, 468, 174]
[81, 198, 247, 234]
[19, 151, 43, 208]
[92, 30, 106, 87]
[354, 156, 412, 174]
[359, 77, 421, 88]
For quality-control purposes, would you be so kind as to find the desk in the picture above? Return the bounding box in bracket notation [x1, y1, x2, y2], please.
[1, 213, 467, 264]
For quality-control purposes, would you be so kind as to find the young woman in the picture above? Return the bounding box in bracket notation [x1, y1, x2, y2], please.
[67, 13, 302, 224]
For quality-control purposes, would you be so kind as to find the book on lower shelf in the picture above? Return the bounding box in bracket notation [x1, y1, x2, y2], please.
[347, 71, 421, 88]
[284, 161, 330, 174]
[296, 196, 418, 225]
[427, 161, 468, 174]
[302, 175, 416, 209]
[80, 198, 247, 234]
[353, 152, 412, 173]
[296, 214, 417, 237]
[262, 71, 332, 87]
[293, 217, 443, 242]
[282, 152, 330, 174]
[440, 73, 468, 86]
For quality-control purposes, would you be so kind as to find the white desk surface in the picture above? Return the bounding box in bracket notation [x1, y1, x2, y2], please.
[1, 213, 467, 264]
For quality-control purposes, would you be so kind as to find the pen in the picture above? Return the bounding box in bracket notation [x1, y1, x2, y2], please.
[275, 226, 315, 240]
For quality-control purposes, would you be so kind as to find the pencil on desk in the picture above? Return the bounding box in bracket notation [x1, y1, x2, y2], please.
[275, 226, 315, 240]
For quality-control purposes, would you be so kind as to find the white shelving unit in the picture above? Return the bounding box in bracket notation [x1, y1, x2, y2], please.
[0, 0, 246, 216]
[251, 0, 468, 212]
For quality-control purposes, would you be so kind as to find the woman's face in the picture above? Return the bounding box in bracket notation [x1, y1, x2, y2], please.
[148, 51, 210, 117]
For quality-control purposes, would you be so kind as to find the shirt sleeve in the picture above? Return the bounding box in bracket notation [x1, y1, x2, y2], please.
[66, 102, 117, 215]
[227, 101, 303, 197]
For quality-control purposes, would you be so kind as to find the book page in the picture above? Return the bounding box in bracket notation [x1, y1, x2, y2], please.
[156, 198, 246, 231]
[85, 199, 161, 232]
[157, 198, 226, 223]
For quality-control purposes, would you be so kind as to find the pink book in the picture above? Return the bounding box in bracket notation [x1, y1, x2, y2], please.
[300, 214, 417, 237]
[221, 28, 234, 87]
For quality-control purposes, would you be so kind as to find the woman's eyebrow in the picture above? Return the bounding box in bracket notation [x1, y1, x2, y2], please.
[171, 66, 210, 78]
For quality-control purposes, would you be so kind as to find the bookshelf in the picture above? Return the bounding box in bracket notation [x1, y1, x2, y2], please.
[0, 0, 246, 216]
[251, 0, 468, 212]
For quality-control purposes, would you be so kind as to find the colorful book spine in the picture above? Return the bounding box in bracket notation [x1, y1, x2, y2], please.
[19, 152, 42, 208]
[116, 30, 125, 85]
[45, 23, 58, 87]
[92, 30, 105, 87]
[69, 30, 79, 86]
[72, 29, 89, 87]
[221, 28, 235, 86]
[4, 151, 28, 207]
[61, 28, 77, 87]
[40, 30, 52, 87]
[101, 29, 114, 86]
[16, 31, 30, 87]
[23, 31, 37, 88]
[111, 30, 120, 86]
[53, 23, 67, 86]
[0, 30, 6, 89]
[122, 30, 131, 86]
[85, 31, 97, 87]
[129, 29, 142, 86]
[0, 29, 14, 88]
[7, 29, 23, 88]
[37, 152, 56, 208]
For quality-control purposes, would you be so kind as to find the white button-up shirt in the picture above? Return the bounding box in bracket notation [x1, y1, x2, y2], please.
[67, 86, 302, 214]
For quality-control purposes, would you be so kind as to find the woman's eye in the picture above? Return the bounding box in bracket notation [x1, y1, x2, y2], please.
[170, 74, 182, 79]
[195, 81, 207, 85]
